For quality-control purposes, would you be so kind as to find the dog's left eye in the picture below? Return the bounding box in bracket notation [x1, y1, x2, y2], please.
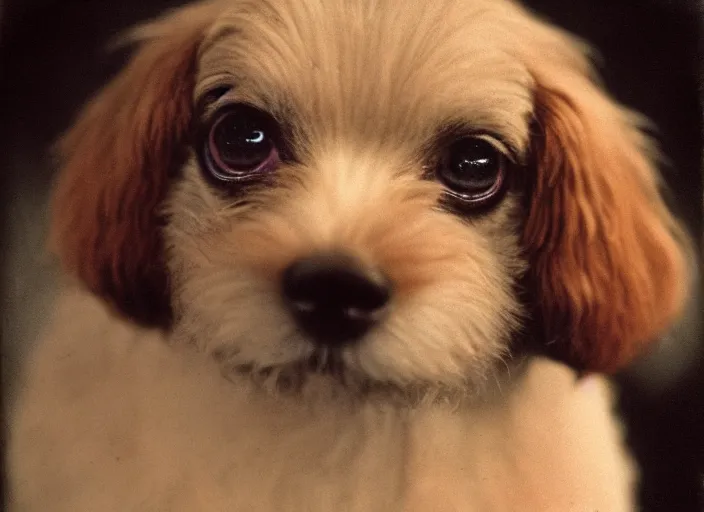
[202, 104, 282, 184]
[436, 137, 507, 206]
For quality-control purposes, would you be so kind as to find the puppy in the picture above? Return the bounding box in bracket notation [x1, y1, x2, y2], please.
[7, 0, 691, 510]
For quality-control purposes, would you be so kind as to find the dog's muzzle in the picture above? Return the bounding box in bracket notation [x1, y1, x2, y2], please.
[281, 252, 391, 347]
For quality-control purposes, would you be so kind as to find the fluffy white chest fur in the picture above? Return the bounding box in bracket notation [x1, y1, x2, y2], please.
[9, 290, 635, 511]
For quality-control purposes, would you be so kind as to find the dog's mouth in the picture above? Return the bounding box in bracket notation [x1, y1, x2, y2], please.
[230, 348, 345, 374]
[216, 348, 481, 406]
[217, 348, 439, 404]
[306, 347, 348, 375]
[221, 348, 359, 393]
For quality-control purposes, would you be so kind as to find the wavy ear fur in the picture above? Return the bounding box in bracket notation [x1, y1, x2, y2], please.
[521, 32, 690, 373]
[50, 5, 219, 326]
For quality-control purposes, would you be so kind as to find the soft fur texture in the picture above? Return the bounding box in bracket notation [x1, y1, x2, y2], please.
[10, 289, 638, 511]
[7, 0, 691, 510]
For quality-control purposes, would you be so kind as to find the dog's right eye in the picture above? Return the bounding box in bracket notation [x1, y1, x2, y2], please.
[201, 104, 282, 184]
[436, 136, 508, 209]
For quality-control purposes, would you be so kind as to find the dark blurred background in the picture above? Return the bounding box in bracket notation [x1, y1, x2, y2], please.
[1, 0, 702, 510]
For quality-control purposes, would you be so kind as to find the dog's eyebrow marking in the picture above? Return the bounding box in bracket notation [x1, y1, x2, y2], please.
[194, 84, 237, 125]
[199, 85, 233, 108]
[199, 22, 239, 57]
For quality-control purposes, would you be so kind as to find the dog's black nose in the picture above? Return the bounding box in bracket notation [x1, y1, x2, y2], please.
[282, 253, 391, 346]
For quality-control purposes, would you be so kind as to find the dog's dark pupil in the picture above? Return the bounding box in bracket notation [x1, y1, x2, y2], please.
[446, 139, 500, 192]
[214, 113, 272, 170]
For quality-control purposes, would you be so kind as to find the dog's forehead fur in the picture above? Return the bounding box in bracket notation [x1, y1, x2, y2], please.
[195, 0, 535, 154]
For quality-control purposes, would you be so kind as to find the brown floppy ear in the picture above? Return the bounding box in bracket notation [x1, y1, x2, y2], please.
[50, 5, 218, 327]
[523, 50, 691, 373]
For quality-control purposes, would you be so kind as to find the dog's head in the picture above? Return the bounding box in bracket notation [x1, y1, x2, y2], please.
[51, 0, 690, 394]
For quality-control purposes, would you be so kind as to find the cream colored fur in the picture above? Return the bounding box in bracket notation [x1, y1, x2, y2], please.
[10, 289, 636, 511]
[7, 0, 688, 510]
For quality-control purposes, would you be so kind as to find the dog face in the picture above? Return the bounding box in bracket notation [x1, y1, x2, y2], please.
[51, 0, 689, 394]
